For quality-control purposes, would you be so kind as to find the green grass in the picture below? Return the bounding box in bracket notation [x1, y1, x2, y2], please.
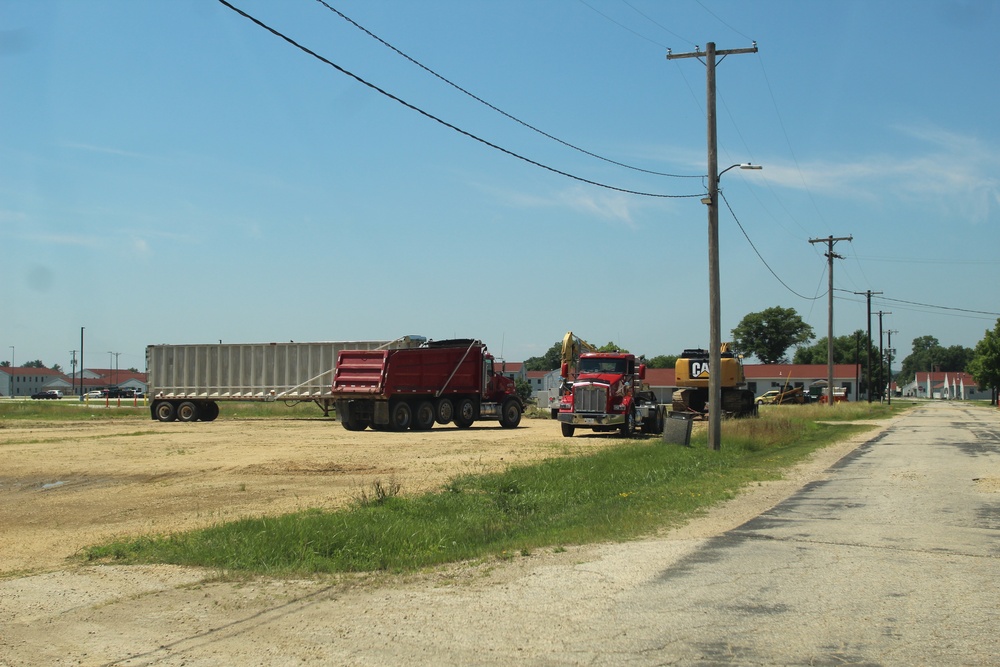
[84, 401, 908, 575]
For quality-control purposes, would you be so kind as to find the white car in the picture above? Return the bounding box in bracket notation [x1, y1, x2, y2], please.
[85, 390, 103, 398]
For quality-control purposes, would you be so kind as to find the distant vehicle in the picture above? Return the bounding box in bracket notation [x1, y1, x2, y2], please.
[31, 390, 62, 400]
[756, 390, 781, 405]
[85, 390, 103, 398]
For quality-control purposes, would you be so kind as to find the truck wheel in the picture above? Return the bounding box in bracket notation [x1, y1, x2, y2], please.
[454, 398, 475, 429]
[177, 401, 199, 422]
[413, 401, 435, 430]
[435, 398, 454, 424]
[499, 398, 521, 429]
[619, 410, 635, 437]
[201, 402, 220, 422]
[154, 401, 177, 422]
[561, 423, 575, 438]
[389, 400, 412, 431]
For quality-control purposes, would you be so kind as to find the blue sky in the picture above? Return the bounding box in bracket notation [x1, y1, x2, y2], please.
[3, 0, 998, 373]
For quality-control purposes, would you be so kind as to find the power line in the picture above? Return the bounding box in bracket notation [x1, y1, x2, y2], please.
[720, 190, 821, 301]
[576, 0, 671, 49]
[313, 0, 701, 179]
[217, 0, 704, 200]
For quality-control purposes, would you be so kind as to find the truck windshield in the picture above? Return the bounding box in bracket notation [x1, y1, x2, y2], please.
[579, 358, 627, 374]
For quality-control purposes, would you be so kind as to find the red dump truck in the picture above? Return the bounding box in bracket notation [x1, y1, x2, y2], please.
[331, 339, 523, 431]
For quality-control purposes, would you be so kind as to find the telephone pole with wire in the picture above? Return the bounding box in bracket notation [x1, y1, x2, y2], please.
[853, 290, 882, 402]
[809, 235, 852, 405]
[668, 41, 758, 451]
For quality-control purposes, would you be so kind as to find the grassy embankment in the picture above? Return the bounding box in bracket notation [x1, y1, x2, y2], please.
[79, 401, 915, 575]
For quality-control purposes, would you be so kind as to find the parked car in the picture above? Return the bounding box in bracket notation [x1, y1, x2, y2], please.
[756, 390, 781, 405]
[85, 390, 104, 398]
[30, 390, 63, 400]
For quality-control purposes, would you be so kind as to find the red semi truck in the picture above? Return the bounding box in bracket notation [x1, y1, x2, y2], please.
[331, 339, 523, 431]
[557, 351, 665, 437]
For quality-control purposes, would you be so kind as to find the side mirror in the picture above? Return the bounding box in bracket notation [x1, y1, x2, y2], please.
[561, 362, 569, 378]
[638, 364, 646, 380]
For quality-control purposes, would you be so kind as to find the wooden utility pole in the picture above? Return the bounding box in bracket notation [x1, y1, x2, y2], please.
[809, 236, 852, 405]
[854, 290, 882, 402]
[886, 329, 898, 405]
[877, 311, 891, 401]
[668, 41, 757, 451]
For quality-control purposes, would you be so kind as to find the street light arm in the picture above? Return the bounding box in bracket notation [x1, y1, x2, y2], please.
[718, 163, 762, 180]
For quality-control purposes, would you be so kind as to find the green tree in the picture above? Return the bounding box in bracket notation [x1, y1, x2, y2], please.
[646, 354, 678, 369]
[597, 341, 628, 353]
[968, 319, 1000, 405]
[514, 377, 534, 404]
[523, 342, 562, 372]
[897, 336, 974, 385]
[0, 361, 9, 368]
[23, 360, 46, 368]
[731, 306, 814, 364]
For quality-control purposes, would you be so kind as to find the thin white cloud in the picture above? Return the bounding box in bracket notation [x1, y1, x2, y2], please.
[758, 124, 1000, 223]
[479, 183, 640, 227]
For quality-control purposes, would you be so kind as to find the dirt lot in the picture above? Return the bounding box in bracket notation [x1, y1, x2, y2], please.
[0, 412, 629, 575]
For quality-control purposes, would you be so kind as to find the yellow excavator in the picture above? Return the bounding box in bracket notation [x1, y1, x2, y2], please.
[547, 332, 598, 418]
[672, 343, 757, 418]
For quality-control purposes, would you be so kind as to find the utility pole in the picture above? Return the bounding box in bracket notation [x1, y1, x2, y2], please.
[877, 311, 891, 401]
[70, 351, 77, 397]
[80, 327, 85, 399]
[853, 290, 882, 402]
[809, 235, 852, 405]
[886, 329, 898, 405]
[668, 41, 757, 451]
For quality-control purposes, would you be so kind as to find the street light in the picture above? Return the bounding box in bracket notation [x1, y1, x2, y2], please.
[705, 162, 762, 451]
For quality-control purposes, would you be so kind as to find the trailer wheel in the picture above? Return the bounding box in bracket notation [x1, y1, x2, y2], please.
[453, 398, 475, 429]
[499, 398, 521, 428]
[560, 423, 575, 438]
[435, 398, 454, 424]
[389, 400, 412, 431]
[200, 402, 220, 422]
[154, 401, 177, 422]
[413, 401, 435, 430]
[176, 401, 199, 422]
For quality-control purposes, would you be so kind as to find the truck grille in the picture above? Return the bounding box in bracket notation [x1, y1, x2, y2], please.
[575, 384, 607, 413]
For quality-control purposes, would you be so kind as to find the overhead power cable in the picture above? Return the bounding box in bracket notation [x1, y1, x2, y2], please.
[877, 296, 1000, 318]
[720, 190, 822, 301]
[314, 0, 700, 179]
[833, 289, 1000, 319]
[217, 0, 703, 200]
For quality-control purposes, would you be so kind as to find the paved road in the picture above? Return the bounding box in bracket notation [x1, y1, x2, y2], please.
[2, 402, 997, 666]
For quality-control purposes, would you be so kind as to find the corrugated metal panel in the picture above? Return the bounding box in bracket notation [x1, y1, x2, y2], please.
[146, 339, 418, 401]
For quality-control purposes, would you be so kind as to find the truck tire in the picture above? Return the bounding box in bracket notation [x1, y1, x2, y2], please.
[499, 398, 521, 429]
[619, 409, 635, 437]
[177, 401, 199, 422]
[561, 423, 575, 438]
[201, 402, 220, 422]
[453, 398, 475, 429]
[435, 398, 454, 425]
[413, 401, 435, 430]
[642, 406, 664, 435]
[154, 401, 177, 423]
[389, 400, 412, 431]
